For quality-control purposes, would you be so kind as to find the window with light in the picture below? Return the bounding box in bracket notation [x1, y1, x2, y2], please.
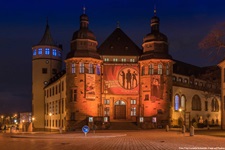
[71, 63, 75, 74]
[38, 48, 42, 55]
[52, 49, 57, 56]
[45, 48, 50, 55]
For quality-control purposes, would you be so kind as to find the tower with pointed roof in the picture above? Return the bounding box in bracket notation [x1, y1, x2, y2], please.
[64, 8, 102, 130]
[32, 22, 62, 130]
[139, 7, 174, 126]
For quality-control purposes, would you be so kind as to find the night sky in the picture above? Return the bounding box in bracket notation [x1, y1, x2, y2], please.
[1, 0, 225, 114]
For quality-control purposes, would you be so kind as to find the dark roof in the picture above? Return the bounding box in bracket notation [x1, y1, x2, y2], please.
[38, 24, 56, 46]
[140, 51, 172, 60]
[66, 50, 101, 59]
[173, 60, 220, 80]
[98, 28, 142, 56]
[45, 70, 66, 87]
[173, 60, 202, 77]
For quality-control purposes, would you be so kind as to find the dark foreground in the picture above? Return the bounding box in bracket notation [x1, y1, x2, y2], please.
[0, 129, 225, 150]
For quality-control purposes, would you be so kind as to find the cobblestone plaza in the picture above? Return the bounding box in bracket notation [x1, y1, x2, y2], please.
[1, 129, 225, 150]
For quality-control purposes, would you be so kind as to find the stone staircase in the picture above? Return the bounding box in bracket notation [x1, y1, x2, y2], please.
[108, 122, 140, 130]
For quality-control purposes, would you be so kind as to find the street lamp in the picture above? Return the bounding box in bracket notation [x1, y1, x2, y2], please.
[32, 117, 35, 132]
[179, 108, 183, 125]
[49, 113, 52, 132]
[1, 115, 3, 124]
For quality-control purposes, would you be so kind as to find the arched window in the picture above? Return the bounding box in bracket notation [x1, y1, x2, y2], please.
[71, 63, 75, 74]
[173, 76, 177, 82]
[178, 77, 182, 82]
[166, 63, 169, 75]
[192, 95, 201, 111]
[181, 95, 186, 110]
[79, 62, 84, 74]
[88, 63, 93, 74]
[211, 98, 219, 112]
[149, 64, 154, 75]
[158, 64, 162, 75]
[174, 95, 180, 111]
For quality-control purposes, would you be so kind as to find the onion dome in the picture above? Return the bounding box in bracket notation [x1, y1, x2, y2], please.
[71, 14, 96, 41]
[140, 12, 172, 60]
[67, 8, 100, 59]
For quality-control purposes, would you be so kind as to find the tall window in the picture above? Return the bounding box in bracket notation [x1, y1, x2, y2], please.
[131, 107, 136, 116]
[104, 107, 110, 116]
[224, 68, 225, 82]
[96, 64, 101, 75]
[104, 58, 109, 62]
[88, 63, 93, 74]
[211, 98, 219, 112]
[38, 48, 42, 55]
[149, 64, 154, 75]
[79, 62, 84, 73]
[104, 99, 110, 105]
[205, 101, 208, 111]
[71, 63, 75, 74]
[58, 50, 62, 57]
[62, 81, 64, 91]
[131, 99, 136, 104]
[62, 99, 64, 113]
[174, 95, 180, 111]
[45, 48, 50, 55]
[42, 68, 47, 74]
[52, 49, 57, 56]
[166, 63, 169, 75]
[130, 58, 135, 62]
[142, 66, 145, 75]
[158, 64, 162, 75]
[181, 95, 186, 109]
[192, 95, 201, 111]
[113, 58, 118, 62]
[121, 58, 126, 62]
[71, 89, 77, 102]
[224, 96, 225, 110]
[33, 49, 37, 56]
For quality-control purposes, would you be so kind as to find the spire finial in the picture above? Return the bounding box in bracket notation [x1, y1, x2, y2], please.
[154, 3, 157, 16]
[46, 17, 49, 26]
[83, 5, 86, 14]
[117, 21, 120, 28]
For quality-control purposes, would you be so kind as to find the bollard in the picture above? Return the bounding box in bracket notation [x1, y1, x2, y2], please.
[59, 127, 62, 134]
[182, 125, 185, 133]
[166, 125, 169, 132]
[190, 126, 194, 136]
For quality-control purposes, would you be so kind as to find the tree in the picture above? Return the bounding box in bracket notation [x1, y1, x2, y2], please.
[199, 22, 225, 62]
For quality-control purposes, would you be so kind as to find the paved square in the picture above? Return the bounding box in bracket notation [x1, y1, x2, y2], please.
[1, 130, 225, 150]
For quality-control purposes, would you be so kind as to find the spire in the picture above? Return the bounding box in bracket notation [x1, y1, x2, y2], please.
[38, 20, 55, 46]
[80, 6, 89, 29]
[83, 5, 86, 14]
[154, 3, 157, 16]
[117, 21, 120, 28]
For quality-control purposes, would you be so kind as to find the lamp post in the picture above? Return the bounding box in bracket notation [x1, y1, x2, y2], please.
[49, 113, 52, 132]
[1, 115, 3, 124]
[179, 108, 183, 125]
[32, 117, 35, 132]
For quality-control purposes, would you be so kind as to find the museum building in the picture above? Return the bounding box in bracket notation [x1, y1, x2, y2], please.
[32, 9, 223, 131]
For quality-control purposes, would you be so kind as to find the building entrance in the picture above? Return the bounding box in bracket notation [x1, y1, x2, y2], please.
[114, 100, 126, 119]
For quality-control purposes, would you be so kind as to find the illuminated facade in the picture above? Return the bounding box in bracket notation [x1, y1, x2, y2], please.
[32, 10, 222, 131]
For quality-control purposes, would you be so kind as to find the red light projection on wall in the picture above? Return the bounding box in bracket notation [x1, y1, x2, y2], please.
[103, 65, 139, 95]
